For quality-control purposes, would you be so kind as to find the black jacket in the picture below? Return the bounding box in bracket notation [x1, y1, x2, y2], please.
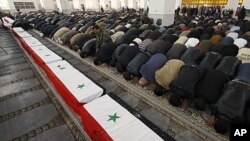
[199, 52, 222, 70]
[127, 52, 151, 75]
[216, 56, 241, 79]
[180, 47, 203, 65]
[170, 65, 204, 99]
[116, 45, 140, 72]
[196, 70, 229, 104]
[212, 81, 250, 124]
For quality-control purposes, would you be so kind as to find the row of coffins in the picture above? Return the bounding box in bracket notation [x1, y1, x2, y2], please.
[12, 27, 170, 141]
[13, 27, 104, 113]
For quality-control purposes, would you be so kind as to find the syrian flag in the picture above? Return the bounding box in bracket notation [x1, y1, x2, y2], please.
[33, 48, 62, 64]
[27, 45, 62, 66]
[12, 27, 24, 32]
[30, 45, 52, 53]
[45, 61, 104, 113]
[46, 60, 81, 79]
[59, 72, 104, 103]
[12, 27, 31, 38]
[13, 30, 32, 38]
[21, 37, 42, 50]
[80, 95, 164, 141]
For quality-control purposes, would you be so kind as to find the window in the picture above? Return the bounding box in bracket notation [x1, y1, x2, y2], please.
[13, 2, 35, 9]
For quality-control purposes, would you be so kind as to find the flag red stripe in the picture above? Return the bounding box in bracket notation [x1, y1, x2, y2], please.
[43, 64, 83, 114]
[18, 36, 83, 114]
[79, 106, 113, 141]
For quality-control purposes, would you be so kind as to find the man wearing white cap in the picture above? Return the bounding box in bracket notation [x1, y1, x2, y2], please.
[234, 38, 248, 48]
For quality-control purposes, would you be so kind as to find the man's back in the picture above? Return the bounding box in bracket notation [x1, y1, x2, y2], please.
[96, 30, 111, 49]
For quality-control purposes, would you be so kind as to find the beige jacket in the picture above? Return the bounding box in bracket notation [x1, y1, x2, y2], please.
[53, 27, 70, 42]
[174, 36, 188, 45]
[155, 60, 185, 90]
[237, 48, 250, 63]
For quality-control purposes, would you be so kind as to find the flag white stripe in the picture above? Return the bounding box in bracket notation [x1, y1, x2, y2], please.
[35, 51, 62, 64]
[47, 61, 80, 78]
[22, 37, 42, 47]
[12, 27, 25, 32]
[30, 46, 62, 64]
[16, 31, 32, 38]
[30, 45, 51, 52]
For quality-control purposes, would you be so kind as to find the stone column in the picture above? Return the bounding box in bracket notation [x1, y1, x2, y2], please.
[175, 0, 182, 9]
[128, 0, 136, 9]
[72, 0, 85, 10]
[111, 0, 121, 10]
[84, 0, 99, 11]
[242, 0, 250, 9]
[148, 0, 176, 26]
[224, 0, 239, 17]
[40, 0, 55, 12]
[56, 0, 72, 14]
[143, 0, 148, 9]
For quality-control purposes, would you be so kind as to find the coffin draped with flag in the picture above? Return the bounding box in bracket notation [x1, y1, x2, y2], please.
[44, 60, 104, 113]
[12, 27, 32, 39]
[12, 27, 104, 114]
[79, 95, 164, 141]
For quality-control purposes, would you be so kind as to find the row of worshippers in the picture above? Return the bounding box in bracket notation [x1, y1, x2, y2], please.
[54, 15, 250, 135]
[17, 11, 250, 135]
[82, 18, 250, 135]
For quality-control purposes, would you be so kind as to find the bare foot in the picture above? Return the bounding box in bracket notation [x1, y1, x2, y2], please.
[206, 116, 216, 127]
[138, 77, 148, 86]
[166, 94, 171, 101]
[181, 99, 189, 108]
[101, 63, 108, 67]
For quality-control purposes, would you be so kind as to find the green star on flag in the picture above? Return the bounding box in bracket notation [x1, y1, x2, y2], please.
[107, 112, 120, 123]
[77, 84, 85, 89]
[59, 67, 65, 70]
